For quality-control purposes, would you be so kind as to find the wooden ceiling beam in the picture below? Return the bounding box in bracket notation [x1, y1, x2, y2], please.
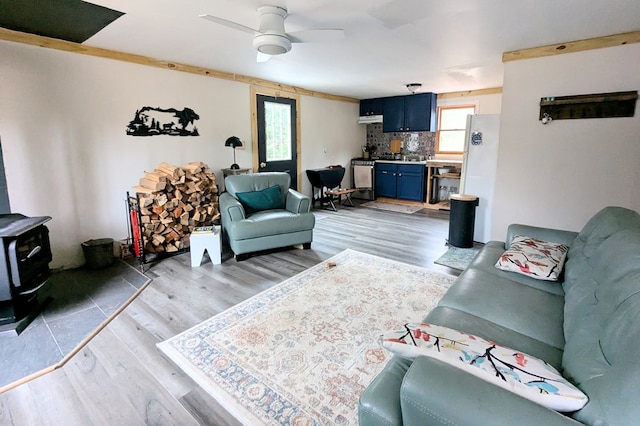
[503, 31, 640, 62]
[0, 27, 359, 104]
[438, 87, 503, 99]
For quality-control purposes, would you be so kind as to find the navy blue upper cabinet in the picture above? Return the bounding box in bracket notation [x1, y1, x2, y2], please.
[382, 96, 405, 132]
[382, 93, 436, 133]
[404, 93, 436, 131]
[359, 98, 384, 116]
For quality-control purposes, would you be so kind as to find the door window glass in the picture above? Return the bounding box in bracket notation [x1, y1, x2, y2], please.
[264, 101, 292, 162]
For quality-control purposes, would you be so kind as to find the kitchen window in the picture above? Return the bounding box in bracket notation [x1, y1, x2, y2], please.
[436, 105, 476, 153]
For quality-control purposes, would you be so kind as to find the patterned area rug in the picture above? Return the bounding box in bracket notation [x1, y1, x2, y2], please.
[158, 249, 455, 425]
[434, 245, 482, 271]
[361, 200, 423, 214]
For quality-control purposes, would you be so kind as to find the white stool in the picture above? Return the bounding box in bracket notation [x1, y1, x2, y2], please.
[190, 226, 221, 267]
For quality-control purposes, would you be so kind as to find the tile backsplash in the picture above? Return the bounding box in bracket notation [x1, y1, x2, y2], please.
[366, 123, 436, 157]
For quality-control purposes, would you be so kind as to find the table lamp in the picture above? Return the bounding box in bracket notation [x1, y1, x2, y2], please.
[224, 136, 243, 169]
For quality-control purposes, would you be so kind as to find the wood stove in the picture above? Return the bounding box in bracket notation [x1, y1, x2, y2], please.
[0, 214, 52, 334]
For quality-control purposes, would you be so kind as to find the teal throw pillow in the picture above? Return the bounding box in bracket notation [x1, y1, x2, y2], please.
[236, 185, 284, 213]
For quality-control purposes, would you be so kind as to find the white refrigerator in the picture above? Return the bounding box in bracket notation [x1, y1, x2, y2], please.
[460, 114, 501, 243]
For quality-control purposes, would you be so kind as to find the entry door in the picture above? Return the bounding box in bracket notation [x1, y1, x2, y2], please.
[256, 94, 298, 190]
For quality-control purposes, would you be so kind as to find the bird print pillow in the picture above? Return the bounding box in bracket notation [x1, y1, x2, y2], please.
[495, 235, 569, 281]
[381, 323, 588, 412]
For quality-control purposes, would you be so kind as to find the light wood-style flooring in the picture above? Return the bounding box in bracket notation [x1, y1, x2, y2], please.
[0, 202, 456, 425]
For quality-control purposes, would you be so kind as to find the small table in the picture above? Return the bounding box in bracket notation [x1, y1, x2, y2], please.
[190, 225, 221, 266]
[305, 167, 346, 209]
[325, 188, 356, 211]
[222, 168, 252, 179]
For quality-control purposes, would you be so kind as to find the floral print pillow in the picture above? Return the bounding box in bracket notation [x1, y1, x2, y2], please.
[381, 323, 588, 412]
[495, 236, 569, 281]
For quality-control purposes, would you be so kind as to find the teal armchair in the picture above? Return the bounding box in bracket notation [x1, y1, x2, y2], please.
[220, 172, 315, 260]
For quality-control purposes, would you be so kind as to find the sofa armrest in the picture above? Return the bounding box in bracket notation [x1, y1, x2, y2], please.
[285, 189, 311, 214]
[401, 356, 582, 426]
[219, 192, 246, 222]
[505, 224, 578, 248]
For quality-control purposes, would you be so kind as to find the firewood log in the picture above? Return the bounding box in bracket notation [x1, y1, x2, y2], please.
[133, 161, 220, 254]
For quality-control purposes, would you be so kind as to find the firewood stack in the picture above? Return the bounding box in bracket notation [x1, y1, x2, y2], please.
[132, 162, 220, 254]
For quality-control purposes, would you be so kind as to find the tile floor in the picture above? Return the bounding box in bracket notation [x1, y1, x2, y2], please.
[0, 259, 149, 388]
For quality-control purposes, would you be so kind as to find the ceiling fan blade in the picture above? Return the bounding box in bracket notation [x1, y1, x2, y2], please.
[198, 14, 259, 35]
[256, 52, 272, 63]
[287, 29, 345, 43]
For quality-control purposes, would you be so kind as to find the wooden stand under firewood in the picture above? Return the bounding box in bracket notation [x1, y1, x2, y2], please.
[127, 161, 220, 267]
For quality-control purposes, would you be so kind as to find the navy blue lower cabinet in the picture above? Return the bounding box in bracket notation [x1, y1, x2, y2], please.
[375, 164, 397, 198]
[397, 164, 425, 202]
[376, 163, 425, 201]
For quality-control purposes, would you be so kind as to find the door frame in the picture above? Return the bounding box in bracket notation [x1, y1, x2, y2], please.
[250, 85, 302, 190]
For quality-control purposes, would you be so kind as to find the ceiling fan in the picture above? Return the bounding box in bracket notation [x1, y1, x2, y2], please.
[199, 5, 345, 62]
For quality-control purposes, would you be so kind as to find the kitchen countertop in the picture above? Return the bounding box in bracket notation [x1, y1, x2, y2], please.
[375, 159, 427, 165]
[353, 158, 463, 166]
[426, 159, 463, 165]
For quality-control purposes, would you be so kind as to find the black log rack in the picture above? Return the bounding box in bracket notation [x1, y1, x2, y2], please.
[125, 192, 188, 271]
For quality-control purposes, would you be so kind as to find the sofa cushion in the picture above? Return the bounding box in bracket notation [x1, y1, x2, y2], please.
[382, 323, 587, 412]
[425, 306, 563, 369]
[506, 224, 579, 248]
[235, 185, 283, 213]
[568, 206, 640, 260]
[495, 236, 569, 281]
[563, 230, 640, 382]
[470, 241, 564, 296]
[565, 277, 640, 425]
[562, 232, 640, 382]
[228, 210, 315, 240]
[559, 208, 640, 425]
[437, 268, 566, 350]
[401, 356, 581, 426]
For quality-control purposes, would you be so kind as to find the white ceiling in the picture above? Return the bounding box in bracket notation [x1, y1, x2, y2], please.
[85, 0, 640, 99]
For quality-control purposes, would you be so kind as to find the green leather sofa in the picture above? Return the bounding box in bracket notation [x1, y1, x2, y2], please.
[220, 172, 315, 260]
[359, 206, 640, 425]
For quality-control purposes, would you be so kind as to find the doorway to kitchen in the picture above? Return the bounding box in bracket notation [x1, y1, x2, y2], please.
[252, 87, 300, 190]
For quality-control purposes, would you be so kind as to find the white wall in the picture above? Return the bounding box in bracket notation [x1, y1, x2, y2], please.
[300, 95, 364, 195]
[0, 41, 363, 268]
[492, 43, 640, 239]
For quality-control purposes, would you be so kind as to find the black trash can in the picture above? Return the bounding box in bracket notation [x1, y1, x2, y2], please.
[448, 194, 479, 248]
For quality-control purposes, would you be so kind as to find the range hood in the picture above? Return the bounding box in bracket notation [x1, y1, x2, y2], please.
[358, 114, 383, 124]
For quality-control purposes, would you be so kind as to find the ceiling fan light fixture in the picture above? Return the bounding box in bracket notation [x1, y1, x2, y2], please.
[253, 33, 291, 55]
[406, 83, 422, 94]
[201, 5, 344, 59]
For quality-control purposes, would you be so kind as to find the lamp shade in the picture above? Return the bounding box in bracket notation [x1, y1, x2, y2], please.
[225, 136, 243, 148]
[225, 136, 243, 169]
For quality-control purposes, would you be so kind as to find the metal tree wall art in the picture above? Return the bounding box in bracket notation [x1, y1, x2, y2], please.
[126, 106, 200, 136]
